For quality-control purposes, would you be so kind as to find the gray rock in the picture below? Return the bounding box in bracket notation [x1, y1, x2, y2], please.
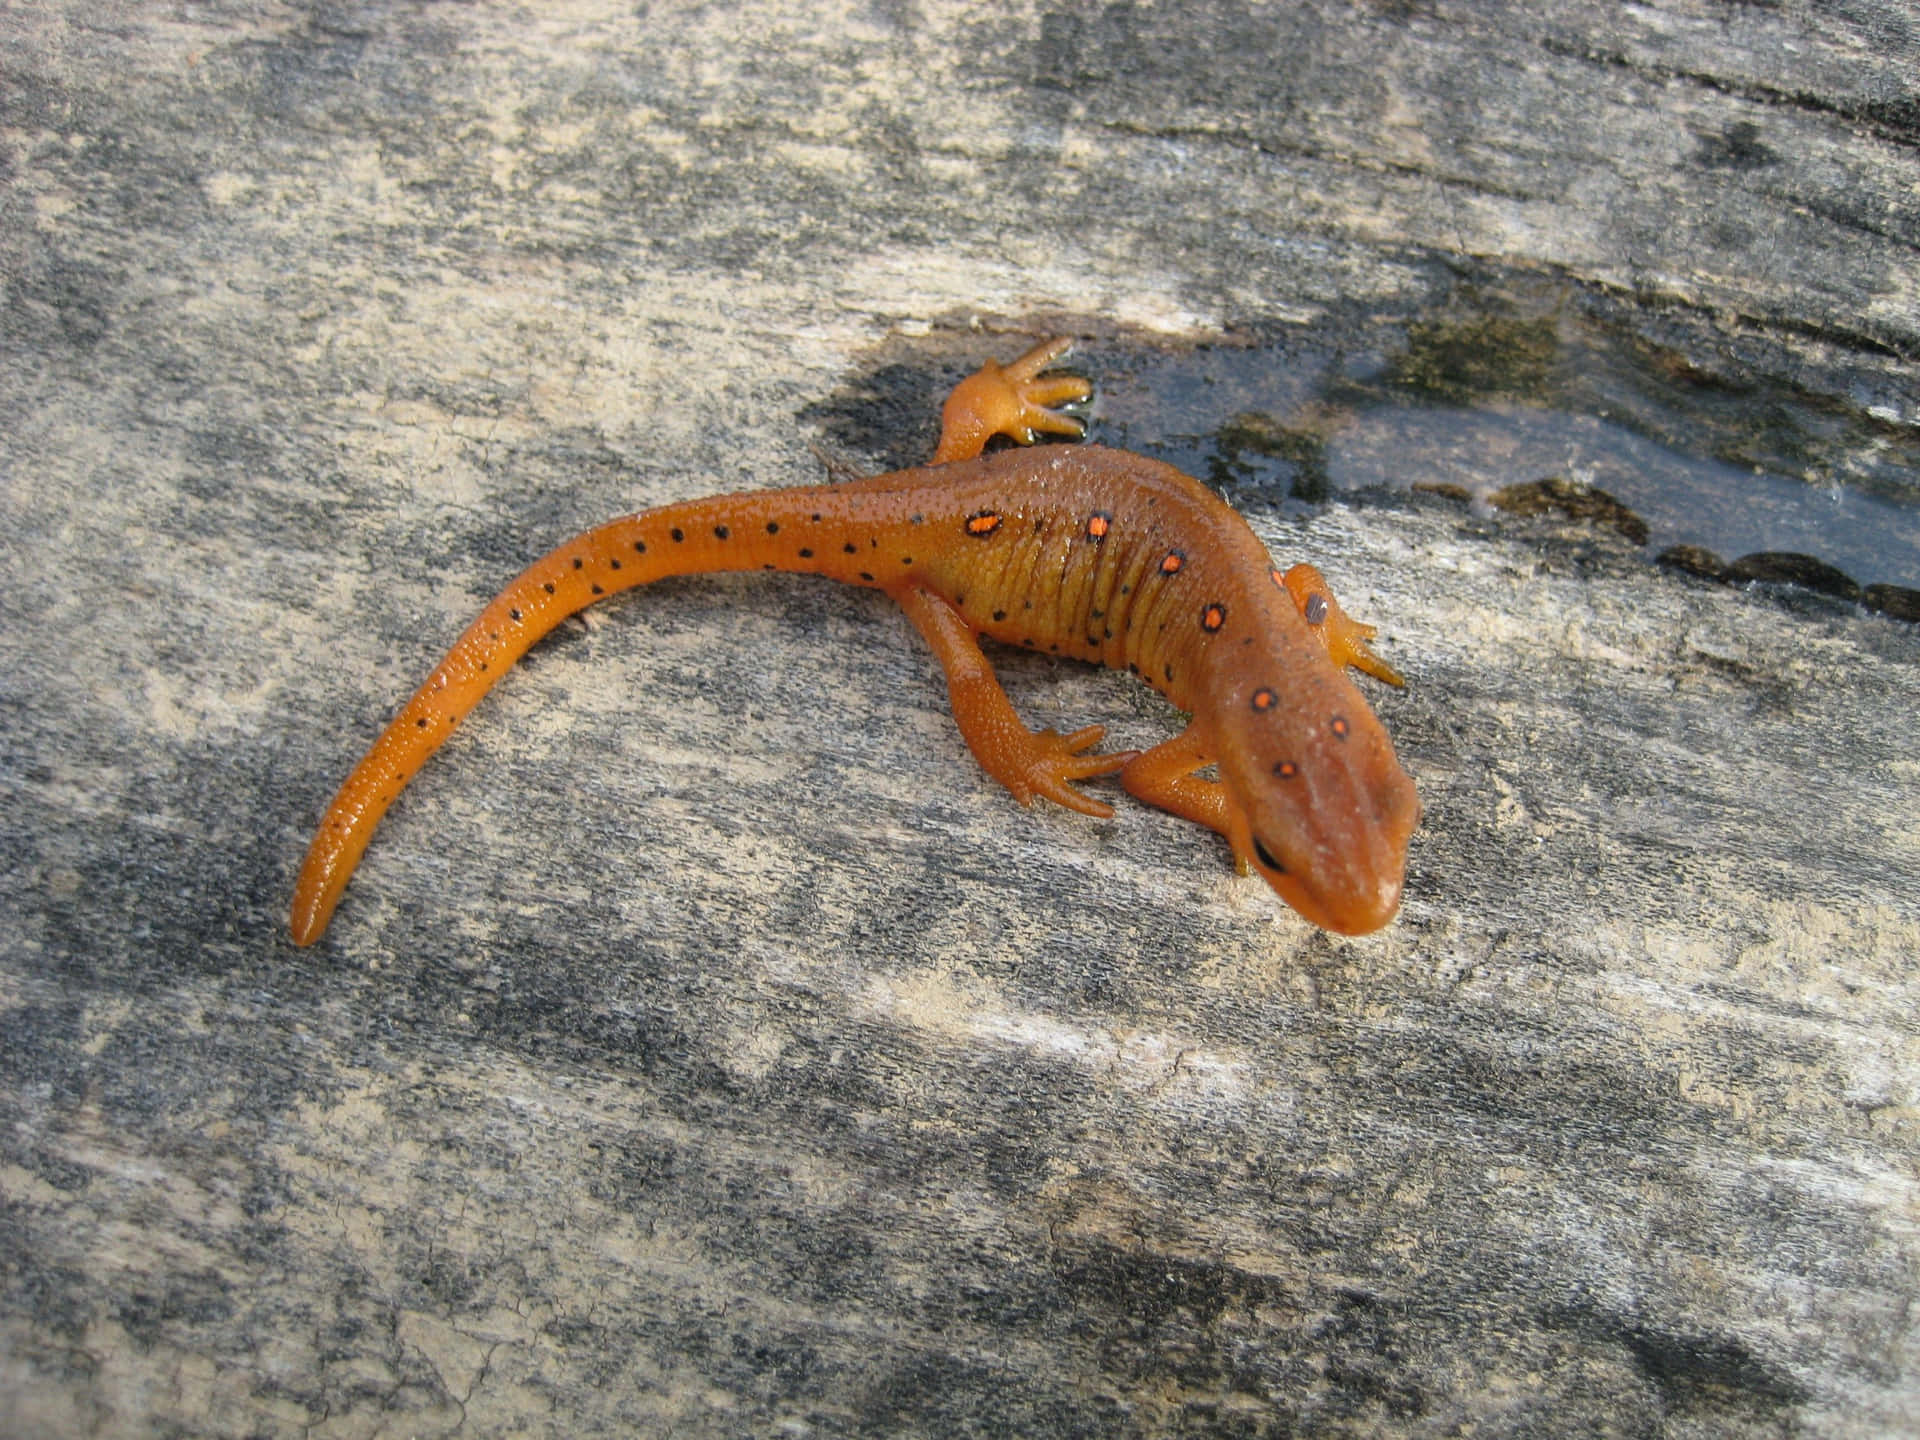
[2, 4, 1915, 1435]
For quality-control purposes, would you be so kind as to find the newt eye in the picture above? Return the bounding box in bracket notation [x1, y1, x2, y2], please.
[1251, 835, 1287, 874]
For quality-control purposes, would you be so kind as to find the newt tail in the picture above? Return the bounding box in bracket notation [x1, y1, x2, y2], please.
[293, 489, 891, 943]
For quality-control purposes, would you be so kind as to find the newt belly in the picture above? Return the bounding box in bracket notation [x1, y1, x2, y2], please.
[291, 338, 1418, 944]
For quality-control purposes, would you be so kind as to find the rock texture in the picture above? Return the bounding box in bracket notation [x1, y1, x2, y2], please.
[2, 3, 1916, 1436]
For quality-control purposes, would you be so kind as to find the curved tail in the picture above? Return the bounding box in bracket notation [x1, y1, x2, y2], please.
[290, 486, 851, 944]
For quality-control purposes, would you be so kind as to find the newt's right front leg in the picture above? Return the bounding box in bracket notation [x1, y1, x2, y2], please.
[1119, 726, 1230, 834]
[1120, 726, 1255, 876]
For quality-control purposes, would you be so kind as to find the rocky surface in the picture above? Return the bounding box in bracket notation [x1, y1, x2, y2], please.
[3, 3, 1916, 1435]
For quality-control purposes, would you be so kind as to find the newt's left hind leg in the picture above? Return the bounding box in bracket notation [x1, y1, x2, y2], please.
[932, 337, 1091, 464]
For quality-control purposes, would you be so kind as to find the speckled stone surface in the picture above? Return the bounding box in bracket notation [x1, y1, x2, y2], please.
[3, 4, 1916, 1436]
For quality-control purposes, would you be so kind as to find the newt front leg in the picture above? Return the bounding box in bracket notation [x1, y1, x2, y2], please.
[1281, 563, 1405, 686]
[1119, 725, 1230, 837]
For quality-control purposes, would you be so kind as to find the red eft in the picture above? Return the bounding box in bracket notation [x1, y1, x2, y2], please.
[291, 338, 1418, 944]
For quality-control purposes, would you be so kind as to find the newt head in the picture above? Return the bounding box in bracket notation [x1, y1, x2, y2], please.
[1215, 663, 1419, 935]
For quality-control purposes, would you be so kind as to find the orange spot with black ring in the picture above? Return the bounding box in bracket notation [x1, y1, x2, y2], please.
[965, 510, 1003, 537]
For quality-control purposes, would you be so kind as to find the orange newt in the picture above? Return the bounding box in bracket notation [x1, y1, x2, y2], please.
[291, 338, 1418, 944]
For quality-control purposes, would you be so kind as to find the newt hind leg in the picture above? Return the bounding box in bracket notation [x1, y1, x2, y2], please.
[932, 337, 1091, 464]
[892, 584, 1135, 815]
